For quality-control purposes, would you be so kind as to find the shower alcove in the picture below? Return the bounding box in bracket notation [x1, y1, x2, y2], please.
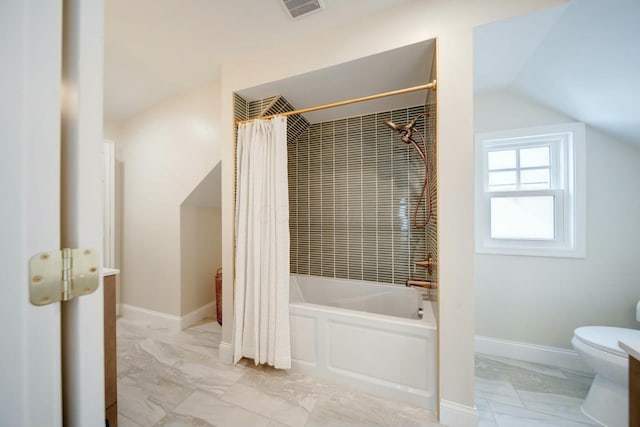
[233, 39, 439, 410]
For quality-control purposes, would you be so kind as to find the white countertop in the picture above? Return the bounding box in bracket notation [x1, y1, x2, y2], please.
[619, 340, 640, 360]
[103, 267, 120, 277]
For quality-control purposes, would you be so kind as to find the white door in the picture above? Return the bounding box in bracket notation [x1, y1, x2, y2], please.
[0, 0, 105, 426]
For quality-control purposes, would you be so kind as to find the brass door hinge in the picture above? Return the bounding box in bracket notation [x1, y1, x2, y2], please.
[29, 248, 99, 306]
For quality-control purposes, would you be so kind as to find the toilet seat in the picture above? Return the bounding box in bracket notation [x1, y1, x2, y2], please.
[574, 326, 640, 358]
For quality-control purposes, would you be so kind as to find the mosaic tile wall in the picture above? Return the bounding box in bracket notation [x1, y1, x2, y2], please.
[287, 105, 437, 285]
[236, 94, 311, 145]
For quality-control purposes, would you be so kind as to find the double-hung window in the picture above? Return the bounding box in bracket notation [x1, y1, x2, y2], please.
[475, 123, 586, 258]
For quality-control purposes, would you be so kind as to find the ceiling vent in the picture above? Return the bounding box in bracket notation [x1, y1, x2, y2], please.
[282, 0, 325, 19]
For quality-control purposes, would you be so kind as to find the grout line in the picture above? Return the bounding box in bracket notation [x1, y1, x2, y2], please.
[360, 116, 363, 280]
[332, 120, 336, 278]
[117, 413, 145, 427]
[306, 130, 310, 275]
[318, 121, 324, 276]
[346, 120, 350, 280]
[406, 107, 411, 283]
[389, 111, 396, 285]
[374, 113, 380, 282]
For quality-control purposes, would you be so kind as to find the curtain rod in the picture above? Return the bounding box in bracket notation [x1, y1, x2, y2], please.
[235, 80, 436, 125]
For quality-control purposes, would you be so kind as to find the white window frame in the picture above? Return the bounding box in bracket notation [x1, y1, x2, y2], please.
[475, 123, 586, 258]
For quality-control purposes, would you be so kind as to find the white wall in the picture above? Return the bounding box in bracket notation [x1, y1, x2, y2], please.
[180, 206, 221, 315]
[218, 0, 565, 421]
[118, 82, 220, 316]
[475, 90, 640, 348]
[103, 119, 120, 141]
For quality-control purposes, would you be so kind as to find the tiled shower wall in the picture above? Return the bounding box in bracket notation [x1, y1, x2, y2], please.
[287, 105, 437, 285]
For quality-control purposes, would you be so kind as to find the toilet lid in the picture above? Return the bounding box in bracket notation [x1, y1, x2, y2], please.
[574, 326, 640, 357]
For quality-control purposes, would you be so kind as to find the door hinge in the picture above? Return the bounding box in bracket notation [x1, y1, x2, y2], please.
[29, 248, 100, 306]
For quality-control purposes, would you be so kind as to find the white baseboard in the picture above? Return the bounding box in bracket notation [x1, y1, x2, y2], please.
[475, 335, 592, 373]
[219, 341, 233, 364]
[120, 301, 216, 332]
[120, 304, 181, 331]
[440, 399, 478, 427]
[116, 303, 122, 317]
[181, 302, 215, 330]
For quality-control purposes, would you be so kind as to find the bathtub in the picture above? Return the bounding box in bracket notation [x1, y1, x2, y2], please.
[289, 274, 437, 410]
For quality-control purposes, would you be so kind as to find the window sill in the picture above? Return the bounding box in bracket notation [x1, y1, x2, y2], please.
[475, 244, 585, 259]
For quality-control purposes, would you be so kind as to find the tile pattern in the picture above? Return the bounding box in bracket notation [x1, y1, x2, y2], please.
[245, 96, 311, 145]
[423, 107, 438, 296]
[475, 353, 598, 427]
[117, 317, 440, 427]
[288, 105, 437, 286]
[257, 96, 311, 144]
[233, 93, 248, 203]
[234, 94, 437, 288]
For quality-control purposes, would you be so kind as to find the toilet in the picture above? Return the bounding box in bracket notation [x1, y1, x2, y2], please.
[572, 325, 640, 427]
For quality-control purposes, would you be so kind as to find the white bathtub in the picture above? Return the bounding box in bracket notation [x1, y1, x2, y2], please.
[289, 274, 437, 410]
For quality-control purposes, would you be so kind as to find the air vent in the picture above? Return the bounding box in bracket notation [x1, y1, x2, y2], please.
[282, 0, 325, 19]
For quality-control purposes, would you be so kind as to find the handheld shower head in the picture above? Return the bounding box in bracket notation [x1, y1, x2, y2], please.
[384, 119, 415, 145]
[383, 111, 433, 228]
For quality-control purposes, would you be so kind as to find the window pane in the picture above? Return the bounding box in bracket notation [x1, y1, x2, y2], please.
[520, 168, 550, 190]
[488, 170, 516, 191]
[488, 149, 516, 170]
[520, 146, 550, 168]
[490, 196, 555, 240]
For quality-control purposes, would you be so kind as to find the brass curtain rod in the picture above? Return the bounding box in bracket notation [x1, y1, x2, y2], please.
[235, 80, 436, 125]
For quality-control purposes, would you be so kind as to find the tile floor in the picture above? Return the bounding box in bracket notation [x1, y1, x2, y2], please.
[116, 318, 597, 427]
[475, 354, 598, 427]
[116, 317, 440, 427]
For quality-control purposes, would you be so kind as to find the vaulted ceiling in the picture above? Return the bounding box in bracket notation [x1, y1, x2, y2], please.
[474, 0, 640, 146]
[106, 0, 640, 148]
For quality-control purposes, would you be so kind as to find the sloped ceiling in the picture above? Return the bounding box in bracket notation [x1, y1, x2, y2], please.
[104, 0, 415, 121]
[474, 0, 640, 146]
[236, 39, 435, 124]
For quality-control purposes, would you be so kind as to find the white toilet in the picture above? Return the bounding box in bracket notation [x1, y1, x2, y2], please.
[572, 325, 640, 427]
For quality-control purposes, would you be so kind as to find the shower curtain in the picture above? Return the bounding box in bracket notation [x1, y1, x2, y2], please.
[232, 116, 291, 369]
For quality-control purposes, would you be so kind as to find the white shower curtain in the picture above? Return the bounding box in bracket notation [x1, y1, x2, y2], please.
[232, 116, 291, 369]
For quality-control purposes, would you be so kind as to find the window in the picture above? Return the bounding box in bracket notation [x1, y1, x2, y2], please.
[475, 123, 585, 257]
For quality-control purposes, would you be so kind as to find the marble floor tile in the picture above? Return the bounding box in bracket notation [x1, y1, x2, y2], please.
[123, 338, 245, 398]
[220, 369, 320, 427]
[475, 377, 524, 407]
[171, 390, 287, 427]
[556, 370, 595, 396]
[187, 318, 222, 340]
[489, 401, 599, 427]
[476, 398, 498, 427]
[306, 389, 439, 427]
[118, 414, 144, 427]
[118, 316, 598, 427]
[153, 413, 212, 427]
[516, 390, 594, 424]
[118, 376, 168, 426]
[117, 317, 221, 350]
[477, 354, 568, 379]
[121, 364, 195, 413]
[475, 354, 593, 399]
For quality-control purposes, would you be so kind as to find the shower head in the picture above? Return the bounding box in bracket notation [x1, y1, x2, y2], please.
[384, 119, 416, 145]
[384, 114, 428, 162]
